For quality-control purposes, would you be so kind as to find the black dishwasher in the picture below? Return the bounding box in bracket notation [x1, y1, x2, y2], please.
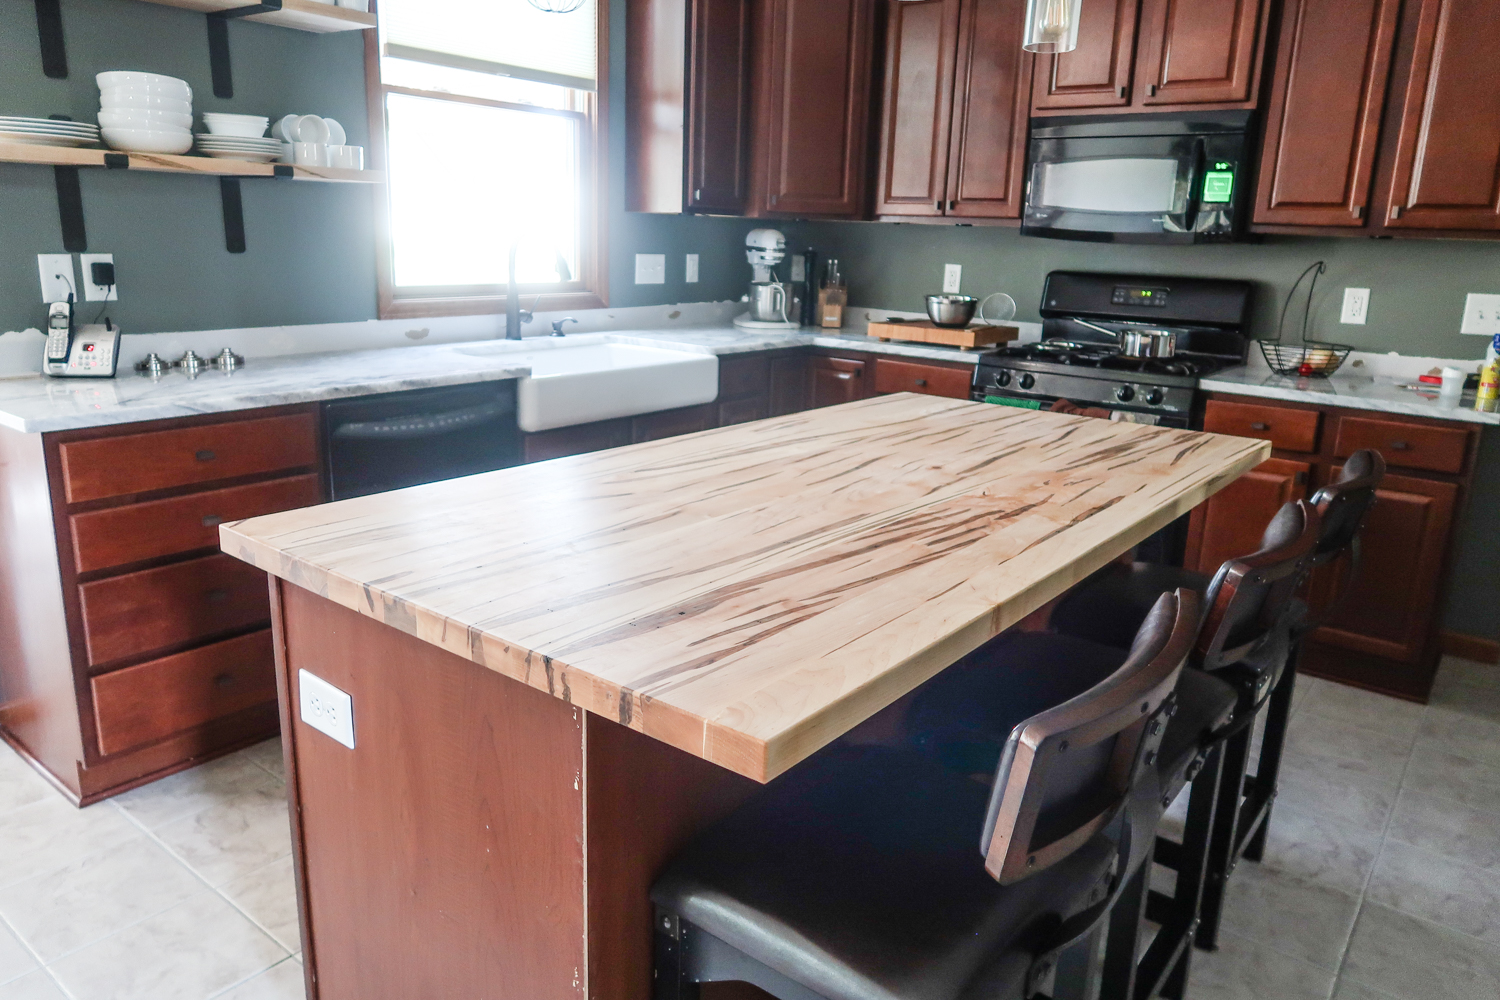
[323, 382, 523, 500]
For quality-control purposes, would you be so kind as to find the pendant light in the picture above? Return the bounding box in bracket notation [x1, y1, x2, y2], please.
[1022, 0, 1083, 53]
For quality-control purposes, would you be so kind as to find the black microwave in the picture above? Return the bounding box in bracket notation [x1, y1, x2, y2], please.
[1022, 112, 1253, 244]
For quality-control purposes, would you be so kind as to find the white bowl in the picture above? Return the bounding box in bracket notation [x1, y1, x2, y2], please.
[100, 90, 192, 114]
[323, 117, 346, 145]
[294, 114, 329, 144]
[96, 71, 191, 99]
[98, 109, 193, 130]
[101, 127, 193, 154]
[202, 116, 268, 138]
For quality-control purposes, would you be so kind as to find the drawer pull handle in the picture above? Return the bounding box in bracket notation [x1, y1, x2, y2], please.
[1250, 422, 1270, 431]
[202, 515, 223, 528]
[195, 449, 216, 462]
[1294, 471, 1307, 486]
[915, 378, 928, 387]
[213, 672, 235, 688]
[1390, 440, 1410, 450]
[205, 588, 229, 603]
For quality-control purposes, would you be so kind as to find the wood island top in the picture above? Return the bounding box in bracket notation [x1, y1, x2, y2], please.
[221, 395, 1269, 782]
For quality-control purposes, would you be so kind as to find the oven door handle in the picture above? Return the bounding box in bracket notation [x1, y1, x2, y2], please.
[331, 399, 512, 440]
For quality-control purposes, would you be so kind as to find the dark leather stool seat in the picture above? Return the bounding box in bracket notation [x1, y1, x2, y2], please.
[1050, 563, 1211, 652]
[652, 744, 1116, 1000]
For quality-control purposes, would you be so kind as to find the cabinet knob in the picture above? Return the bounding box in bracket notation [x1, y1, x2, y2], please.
[915, 378, 927, 387]
[694, 189, 702, 201]
[1147, 84, 1157, 97]
[1295, 471, 1307, 486]
[947, 200, 956, 210]
[1118, 86, 1127, 98]
[1352, 205, 1364, 219]
[202, 514, 223, 528]
[1390, 440, 1410, 450]
[205, 588, 229, 603]
[1250, 422, 1270, 431]
[1391, 205, 1403, 220]
[213, 672, 235, 688]
[195, 449, 216, 462]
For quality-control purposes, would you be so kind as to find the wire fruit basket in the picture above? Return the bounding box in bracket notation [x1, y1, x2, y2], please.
[1258, 261, 1353, 378]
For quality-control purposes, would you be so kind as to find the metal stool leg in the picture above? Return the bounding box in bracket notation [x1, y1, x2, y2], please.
[1195, 723, 1251, 951]
[1100, 861, 1149, 1000]
[1241, 646, 1300, 863]
[1157, 743, 1224, 999]
[653, 911, 701, 1000]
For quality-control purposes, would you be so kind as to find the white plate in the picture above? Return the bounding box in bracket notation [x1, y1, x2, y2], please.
[0, 129, 99, 146]
[102, 127, 193, 153]
[197, 148, 281, 162]
[0, 120, 98, 133]
[0, 115, 97, 128]
[195, 137, 283, 149]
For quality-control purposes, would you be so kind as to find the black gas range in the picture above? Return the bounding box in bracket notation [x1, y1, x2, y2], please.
[972, 271, 1253, 428]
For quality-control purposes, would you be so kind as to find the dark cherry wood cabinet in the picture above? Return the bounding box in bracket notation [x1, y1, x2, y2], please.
[1186, 393, 1483, 701]
[809, 355, 869, 407]
[1253, 0, 1399, 226]
[875, 0, 1032, 220]
[1032, 0, 1139, 111]
[0, 405, 323, 804]
[686, 0, 753, 213]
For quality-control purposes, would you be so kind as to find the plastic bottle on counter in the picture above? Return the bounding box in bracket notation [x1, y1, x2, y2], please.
[1476, 334, 1500, 413]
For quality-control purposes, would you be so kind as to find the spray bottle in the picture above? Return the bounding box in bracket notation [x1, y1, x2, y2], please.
[1476, 333, 1500, 413]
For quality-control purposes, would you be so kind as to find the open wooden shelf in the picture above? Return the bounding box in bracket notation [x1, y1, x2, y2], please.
[0, 140, 382, 183]
[132, 0, 375, 33]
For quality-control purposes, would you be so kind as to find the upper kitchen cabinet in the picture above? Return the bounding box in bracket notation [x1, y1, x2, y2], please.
[687, 0, 754, 213]
[874, 0, 1032, 220]
[1031, 0, 1138, 111]
[1379, 0, 1500, 231]
[1253, 0, 1399, 226]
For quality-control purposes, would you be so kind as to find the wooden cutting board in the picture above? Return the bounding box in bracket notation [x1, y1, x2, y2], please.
[867, 319, 1021, 350]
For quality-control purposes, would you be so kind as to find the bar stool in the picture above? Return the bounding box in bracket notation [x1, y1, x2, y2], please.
[649, 590, 1200, 1000]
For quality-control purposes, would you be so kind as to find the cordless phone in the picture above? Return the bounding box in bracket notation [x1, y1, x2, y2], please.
[45, 298, 72, 363]
[43, 297, 121, 379]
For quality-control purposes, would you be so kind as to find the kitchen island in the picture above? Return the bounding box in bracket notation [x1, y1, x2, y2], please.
[220, 395, 1268, 1000]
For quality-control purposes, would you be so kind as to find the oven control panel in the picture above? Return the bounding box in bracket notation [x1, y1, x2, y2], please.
[973, 366, 1194, 419]
[1111, 286, 1171, 308]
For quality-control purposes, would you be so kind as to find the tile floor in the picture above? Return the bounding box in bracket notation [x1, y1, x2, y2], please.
[1, 656, 1498, 999]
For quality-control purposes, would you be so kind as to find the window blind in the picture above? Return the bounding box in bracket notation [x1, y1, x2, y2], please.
[381, 0, 598, 92]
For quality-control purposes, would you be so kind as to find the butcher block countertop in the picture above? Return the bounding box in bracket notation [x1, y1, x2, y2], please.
[220, 395, 1269, 782]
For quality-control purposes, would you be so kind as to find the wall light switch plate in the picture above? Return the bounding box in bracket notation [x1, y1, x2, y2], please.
[79, 254, 117, 301]
[1340, 287, 1370, 325]
[37, 254, 74, 303]
[635, 253, 666, 284]
[686, 253, 700, 284]
[943, 263, 962, 294]
[299, 669, 355, 749]
[1461, 293, 1500, 335]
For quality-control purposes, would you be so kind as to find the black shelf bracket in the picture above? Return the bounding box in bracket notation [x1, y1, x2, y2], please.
[207, 1, 283, 99]
[34, 0, 67, 78]
[220, 177, 247, 254]
[54, 166, 86, 252]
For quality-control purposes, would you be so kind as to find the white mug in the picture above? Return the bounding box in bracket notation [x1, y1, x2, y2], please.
[292, 141, 329, 167]
[337, 0, 371, 11]
[327, 144, 364, 170]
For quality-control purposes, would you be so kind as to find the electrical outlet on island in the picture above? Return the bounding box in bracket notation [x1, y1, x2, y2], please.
[942, 264, 962, 294]
[1340, 287, 1369, 325]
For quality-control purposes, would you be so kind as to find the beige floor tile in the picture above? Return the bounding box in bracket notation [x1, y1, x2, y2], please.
[0, 750, 51, 819]
[155, 785, 292, 887]
[1386, 788, 1500, 872]
[1182, 928, 1336, 1000]
[1274, 751, 1401, 830]
[1256, 803, 1382, 896]
[1217, 864, 1360, 971]
[220, 856, 299, 952]
[1401, 745, 1500, 815]
[1414, 708, 1500, 770]
[112, 754, 282, 832]
[1342, 902, 1500, 1000]
[0, 837, 207, 962]
[1332, 978, 1404, 1000]
[0, 923, 38, 986]
[212, 957, 305, 1000]
[1298, 680, 1427, 742]
[0, 798, 140, 891]
[0, 971, 66, 1000]
[242, 740, 285, 781]
[1285, 713, 1415, 775]
[1431, 656, 1500, 693]
[47, 892, 286, 1000]
[1366, 839, 1500, 944]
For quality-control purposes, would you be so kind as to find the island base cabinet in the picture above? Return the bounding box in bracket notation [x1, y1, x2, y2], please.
[271, 581, 757, 1000]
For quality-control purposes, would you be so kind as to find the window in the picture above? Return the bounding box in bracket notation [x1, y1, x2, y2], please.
[369, 0, 606, 318]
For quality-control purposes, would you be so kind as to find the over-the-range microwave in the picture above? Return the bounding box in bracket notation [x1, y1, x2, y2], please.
[1022, 111, 1253, 244]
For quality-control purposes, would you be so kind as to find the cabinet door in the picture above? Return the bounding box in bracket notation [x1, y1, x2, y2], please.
[1310, 471, 1457, 664]
[686, 0, 753, 213]
[1185, 458, 1310, 576]
[1381, 0, 1500, 231]
[1253, 0, 1399, 226]
[759, 0, 875, 216]
[1032, 0, 1138, 111]
[873, 0, 961, 218]
[769, 354, 811, 416]
[809, 357, 866, 407]
[1132, 0, 1266, 107]
[945, 0, 1032, 218]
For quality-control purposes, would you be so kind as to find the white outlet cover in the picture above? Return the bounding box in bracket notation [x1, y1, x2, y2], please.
[943, 263, 963, 294]
[1461, 293, 1500, 335]
[1340, 287, 1370, 325]
[686, 253, 700, 284]
[635, 253, 666, 285]
[79, 254, 117, 302]
[299, 669, 355, 749]
[37, 254, 74, 303]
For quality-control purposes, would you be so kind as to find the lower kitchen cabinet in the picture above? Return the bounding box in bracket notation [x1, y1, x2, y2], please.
[0, 405, 324, 804]
[809, 355, 869, 407]
[1186, 393, 1481, 701]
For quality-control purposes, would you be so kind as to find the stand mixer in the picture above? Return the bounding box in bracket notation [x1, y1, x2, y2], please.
[732, 228, 803, 330]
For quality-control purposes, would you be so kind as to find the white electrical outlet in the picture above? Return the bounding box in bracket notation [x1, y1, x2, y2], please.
[686, 253, 700, 284]
[1461, 293, 1500, 335]
[79, 253, 117, 302]
[635, 253, 666, 284]
[299, 669, 355, 749]
[943, 263, 962, 294]
[37, 254, 75, 303]
[1340, 287, 1370, 325]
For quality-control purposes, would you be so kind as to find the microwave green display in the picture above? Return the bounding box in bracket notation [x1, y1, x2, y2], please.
[1202, 165, 1235, 203]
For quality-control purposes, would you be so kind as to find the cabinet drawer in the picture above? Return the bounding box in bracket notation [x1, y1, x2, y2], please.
[91, 629, 277, 756]
[718, 354, 771, 398]
[1203, 399, 1320, 453]
[79, 553, 271, 666]
[70, 474, 322, 574]
[59, 412, 318, 504]
[1333, 416, 1469, 475]
[872, 358, 973, 399]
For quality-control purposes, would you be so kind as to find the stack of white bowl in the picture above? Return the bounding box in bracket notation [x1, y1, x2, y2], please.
[196, 114, 282, 161]
[98, 71, 193, 154]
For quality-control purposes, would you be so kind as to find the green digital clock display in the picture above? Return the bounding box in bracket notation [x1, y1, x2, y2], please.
[1202, 162, 1236, 204]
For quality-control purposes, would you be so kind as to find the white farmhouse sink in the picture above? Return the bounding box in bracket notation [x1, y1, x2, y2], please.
[450, 339, 719, 432]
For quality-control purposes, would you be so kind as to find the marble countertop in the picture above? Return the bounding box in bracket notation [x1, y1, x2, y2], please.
[0, 326, 996, 435]
[1202, 366, 1500, 427]
[221, 396, 1268, 781]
